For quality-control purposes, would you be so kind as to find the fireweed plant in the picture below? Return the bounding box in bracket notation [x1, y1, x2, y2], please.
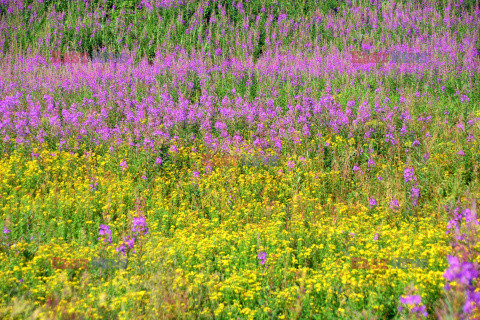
[0, 0, 480, 319]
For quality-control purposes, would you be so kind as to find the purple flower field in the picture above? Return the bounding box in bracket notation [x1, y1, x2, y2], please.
[0, 0, 480, 319]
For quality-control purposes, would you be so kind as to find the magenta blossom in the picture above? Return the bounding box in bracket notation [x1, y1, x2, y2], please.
[132, 216, 149, 236]
[404, 168, 416, 184]
[117, 236, 136, 256]
[257, 251, 267, 265]
[411, 186, 420, 206]
[287, 161, 295, 169]
[98, 224, 112, 244]
[367, 157, 375, 168]
[444, 256, 478, 286]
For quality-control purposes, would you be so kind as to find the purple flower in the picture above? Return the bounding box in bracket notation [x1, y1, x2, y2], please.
[457, 149, 465, 156]
[287, 161, 295, 169]
[90, 178, 99, 191]
[463, 208, 479, 226]
[155, 157, 163, 165]
[460, 95, 469, 103]
[444, 256, 478, 286]
[446, 207, 465, 234]
[369, 197, 377, 207]
[3, 227, 11, 234]
[125, 236, 135, 249]
[367, 157, 375, 168]
[398, 295, 428, 317]
[404, 168, 416, 184]
[257, 251, 267, 265]
[411, 186, 420, 206]
[374, 233, 379, 241]
[400, 295, 421, 305]
[132, 216, 149, 235]
[120, 160, 127, 169]
[302, 125, 311, 137]
[390, 198, 399, 211]
[98, 224, 112, 244]
[464, 288, 480, 314]
[116, 236, 136, 255]
[411, 305, 428, 317]
[352, 164, 360, 172]
[412, 140, 420, 147]
[378, 176, 383, 181]
[423, 153, 430, 161]
[116, 243, 126, 255]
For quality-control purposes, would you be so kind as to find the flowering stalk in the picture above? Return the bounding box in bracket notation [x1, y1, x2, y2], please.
[116, 215, 149, 271]
[436, 199, 480, 319]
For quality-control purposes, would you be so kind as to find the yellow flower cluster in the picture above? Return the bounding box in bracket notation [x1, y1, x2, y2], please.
[0, 137, 463, 319]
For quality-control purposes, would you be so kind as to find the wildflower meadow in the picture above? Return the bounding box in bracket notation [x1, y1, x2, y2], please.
[0, 0, 480, 319]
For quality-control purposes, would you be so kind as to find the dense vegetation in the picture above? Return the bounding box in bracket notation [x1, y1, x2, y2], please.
[0, 0, 479, 319]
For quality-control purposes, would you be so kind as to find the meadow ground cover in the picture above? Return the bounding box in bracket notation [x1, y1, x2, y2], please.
[0, 0, 480, 319]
